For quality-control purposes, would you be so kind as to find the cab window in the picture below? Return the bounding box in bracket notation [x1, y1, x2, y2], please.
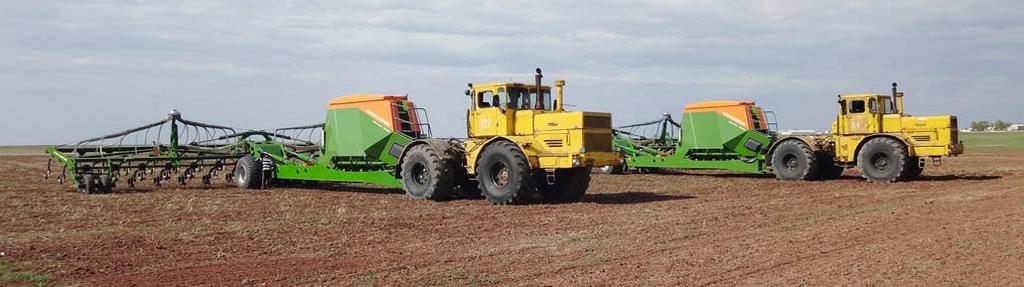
[477, 91, 498, 109]
[849, 100, 866, 113]
[507, 87, 528, 109]
[880, 97, 895, 114]
[496, 88, 506, 108]
[531, 90, 552, 110]
[868, 98, 878, 114]
[506, 87, 552, 110]
[509, 89, 529, 109]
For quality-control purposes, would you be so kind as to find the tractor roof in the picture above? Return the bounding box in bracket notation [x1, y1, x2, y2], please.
[840, 93, 890, 99]
[473, 82, 550, 88]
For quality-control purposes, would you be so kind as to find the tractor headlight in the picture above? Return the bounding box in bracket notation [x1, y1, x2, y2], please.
[572, 156, 581, 167]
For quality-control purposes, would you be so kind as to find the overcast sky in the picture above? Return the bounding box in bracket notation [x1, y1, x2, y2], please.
[1, 1, 1021, 145]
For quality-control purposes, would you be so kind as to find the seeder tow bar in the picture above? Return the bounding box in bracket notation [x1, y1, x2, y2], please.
[43, 110, 316, 194]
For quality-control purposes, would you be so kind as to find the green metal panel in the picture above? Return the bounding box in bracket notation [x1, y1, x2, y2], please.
[322, 108, 395, 159]
[680, 111, 747, 150]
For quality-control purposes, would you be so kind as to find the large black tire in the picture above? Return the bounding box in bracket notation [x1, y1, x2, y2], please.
[98, 174, 114, 193]
[815, 152, 845, 180]
[539, 168, 592, 203]
[771, 140, 818, 180]
[476, 141, 534, 205]
[857, 137, 910, 182]
[400, 144, 453, 201]
[234, 155, 262, 189]
[79, 174, 95, 194]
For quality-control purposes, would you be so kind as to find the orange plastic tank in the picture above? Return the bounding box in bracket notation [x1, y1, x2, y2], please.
[683, 101, 766, 130]
[327, 94, 421, 135]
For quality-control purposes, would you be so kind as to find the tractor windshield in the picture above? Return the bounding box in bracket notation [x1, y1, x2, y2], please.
[507, 87, 552, 111]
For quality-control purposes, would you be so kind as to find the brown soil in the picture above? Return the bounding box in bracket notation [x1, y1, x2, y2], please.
[1, 152, 1021, 286]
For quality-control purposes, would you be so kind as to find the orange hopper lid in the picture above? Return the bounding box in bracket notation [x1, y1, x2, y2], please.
[684, 100, 754, 111]
[327, 94, 408, 108]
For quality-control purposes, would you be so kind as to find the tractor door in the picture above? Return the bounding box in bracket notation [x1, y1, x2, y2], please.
[468, 87, 511, 137]
[841, 97, 881, 135]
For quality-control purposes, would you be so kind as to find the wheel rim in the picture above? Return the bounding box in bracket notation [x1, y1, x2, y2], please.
[871, 153, 889, 171]
[783, 154, 799, 171]
[410, 162, 428, 186]
[490, 162, 510, 189]
[236, 165, 247, 185]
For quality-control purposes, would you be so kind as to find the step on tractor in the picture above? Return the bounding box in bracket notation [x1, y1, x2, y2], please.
[45, 69, 619, 204]
[602, 83, 964, 182]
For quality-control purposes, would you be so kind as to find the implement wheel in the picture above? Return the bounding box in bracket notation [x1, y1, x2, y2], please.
[98, 174, 114, 193]
[540, 168, 592, 203]
[234, 155, 262, 189]
[79, 174, 95, 194]
[476, 141, 534, 205]
[400, 144, 453, 201]
[857, 137, 910, 182]
[771, 140, 818, 180]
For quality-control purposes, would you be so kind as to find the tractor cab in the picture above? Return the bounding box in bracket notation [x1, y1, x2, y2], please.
[834, 93, 900, 135]
[465, 69, 569, 138]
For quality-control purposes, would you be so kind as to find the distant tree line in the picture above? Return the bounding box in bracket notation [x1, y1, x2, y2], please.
[970, 120, 1018, 131]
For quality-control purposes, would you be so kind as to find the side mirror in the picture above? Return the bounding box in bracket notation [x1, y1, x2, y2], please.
[465, 90, 470, 96]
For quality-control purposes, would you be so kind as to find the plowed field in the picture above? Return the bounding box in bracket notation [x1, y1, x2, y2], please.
[1, 151, 1021, 286]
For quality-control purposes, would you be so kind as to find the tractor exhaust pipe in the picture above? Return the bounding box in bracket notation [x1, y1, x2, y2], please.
[892, 82, 904, 115]
[535, 68, 543, 110]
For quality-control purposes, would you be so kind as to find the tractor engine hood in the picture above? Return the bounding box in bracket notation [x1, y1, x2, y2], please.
[533, 111, 612, 132]
[901, 115, 957, 129]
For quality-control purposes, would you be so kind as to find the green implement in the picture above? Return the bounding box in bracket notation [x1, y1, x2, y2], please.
[608, 106, 774, 174]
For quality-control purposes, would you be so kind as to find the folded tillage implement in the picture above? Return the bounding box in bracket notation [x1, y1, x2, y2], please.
[44, 110, 319, 193]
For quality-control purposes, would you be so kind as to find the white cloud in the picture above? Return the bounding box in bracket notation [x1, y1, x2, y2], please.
[0, 0, 1022, 144]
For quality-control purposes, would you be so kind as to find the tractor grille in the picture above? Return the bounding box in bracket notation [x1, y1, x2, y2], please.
[584, 133, 613, 152]
[911, 135, 931, 142]
[584, 115, 612, 129]
[543, 139, 565, 148]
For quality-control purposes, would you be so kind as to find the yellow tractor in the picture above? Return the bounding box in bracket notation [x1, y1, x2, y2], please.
[398, 69, 619, 204]
[827, 83, 964, 182]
